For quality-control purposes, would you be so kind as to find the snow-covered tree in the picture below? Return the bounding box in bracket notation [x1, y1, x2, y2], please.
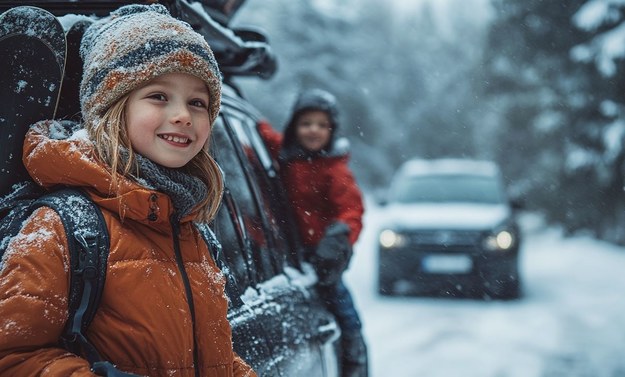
[233, 0, 490, 189]
[480, 0, 625, 243]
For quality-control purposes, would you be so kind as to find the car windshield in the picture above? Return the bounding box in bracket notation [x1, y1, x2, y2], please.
[390, 174, 506, 204]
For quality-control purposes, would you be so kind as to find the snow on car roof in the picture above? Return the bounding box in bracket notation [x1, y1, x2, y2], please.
[396, 158, 501, 178]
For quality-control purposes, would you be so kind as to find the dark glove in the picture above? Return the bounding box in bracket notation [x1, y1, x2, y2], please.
[311, 222, 353, 286]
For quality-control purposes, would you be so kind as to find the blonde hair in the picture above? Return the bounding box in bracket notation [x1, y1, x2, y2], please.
[86, 94, 224, 222]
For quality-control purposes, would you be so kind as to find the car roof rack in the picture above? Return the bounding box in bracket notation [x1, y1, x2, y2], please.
[0, 0, 164, 16]
[190, 0, 246, 27]
[170, 0, 277, 80]
[0, 0, 277, 80]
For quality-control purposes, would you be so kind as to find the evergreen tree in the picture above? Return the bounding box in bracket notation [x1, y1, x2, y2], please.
[480, 0, 625, 242]
[234, 0, 491, 188]
[571, 0, 625, 242]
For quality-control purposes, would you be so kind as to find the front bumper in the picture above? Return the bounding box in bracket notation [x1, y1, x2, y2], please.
[378, 244, 519, 297]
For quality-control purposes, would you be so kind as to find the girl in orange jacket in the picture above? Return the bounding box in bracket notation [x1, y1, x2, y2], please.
[257, 89, 367, 377]
[0, 4, 255, 377]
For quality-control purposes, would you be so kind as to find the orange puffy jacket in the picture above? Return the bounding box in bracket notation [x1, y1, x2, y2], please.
[257, 121, 364, 247]
[0, 122, 256, 377]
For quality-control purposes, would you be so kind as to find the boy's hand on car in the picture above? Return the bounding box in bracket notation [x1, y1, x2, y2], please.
[312, 221, 353, 286]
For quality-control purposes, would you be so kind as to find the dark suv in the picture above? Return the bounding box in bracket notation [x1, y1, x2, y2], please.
[377, 158, 522, 300]
[0, 0, 341, 375]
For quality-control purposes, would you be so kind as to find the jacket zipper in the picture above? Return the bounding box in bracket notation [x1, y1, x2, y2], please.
[171, 217, 201, 377]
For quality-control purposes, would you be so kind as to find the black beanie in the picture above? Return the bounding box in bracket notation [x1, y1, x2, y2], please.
[283, 88, 340, 151]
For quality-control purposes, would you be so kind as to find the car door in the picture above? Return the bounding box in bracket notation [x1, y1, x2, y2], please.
[209, 91, 339, 376]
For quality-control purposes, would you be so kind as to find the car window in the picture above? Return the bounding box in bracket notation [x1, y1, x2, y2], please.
[211, 114, 282, 284]
[390, 174, 507, 204]
[226, 106, 277, 177]
[209, 118, 258, 302]
[223, 108, 298, 267]
[242, 122, 305, 268]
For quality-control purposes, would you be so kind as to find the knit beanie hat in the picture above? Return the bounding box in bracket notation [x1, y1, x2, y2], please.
[283, 88, 340, 150]
[79, 4, 222, 125]
[291, 89, 339, 127]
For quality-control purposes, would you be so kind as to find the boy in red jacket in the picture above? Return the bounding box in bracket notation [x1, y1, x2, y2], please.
[258, 89, 367, 377]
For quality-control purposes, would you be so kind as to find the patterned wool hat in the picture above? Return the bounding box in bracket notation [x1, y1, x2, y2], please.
[79, 4, 222, 125]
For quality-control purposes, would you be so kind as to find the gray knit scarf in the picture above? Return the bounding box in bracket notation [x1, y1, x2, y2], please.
[133, 153, 207, 220]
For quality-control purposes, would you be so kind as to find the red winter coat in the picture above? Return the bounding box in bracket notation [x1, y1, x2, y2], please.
[0, 122, 256, 377]
[257, 121, 364, 247]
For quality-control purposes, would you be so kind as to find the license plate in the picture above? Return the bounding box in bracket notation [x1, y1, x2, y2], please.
[422, 254, 473, 273]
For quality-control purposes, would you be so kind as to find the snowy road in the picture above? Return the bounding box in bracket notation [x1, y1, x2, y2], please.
[345, 205, 625, 377]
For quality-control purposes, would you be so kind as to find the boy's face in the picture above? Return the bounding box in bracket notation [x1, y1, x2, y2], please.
[125, 72, 211, 168]
[295, 110, 332, 152]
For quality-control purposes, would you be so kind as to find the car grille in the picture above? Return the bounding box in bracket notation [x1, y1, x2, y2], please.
[406, 230, 483, 248]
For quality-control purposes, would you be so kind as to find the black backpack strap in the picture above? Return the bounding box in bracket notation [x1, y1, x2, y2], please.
[0, 180, 42, 216]
[33, 189, 137, 376]
[1, 186, 136, 376]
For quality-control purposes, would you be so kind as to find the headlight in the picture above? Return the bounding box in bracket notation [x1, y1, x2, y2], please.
[379, 229, 407, 249]
[483, 229, 516, 251]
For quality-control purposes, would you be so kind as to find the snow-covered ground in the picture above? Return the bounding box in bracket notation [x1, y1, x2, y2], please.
[345, 201, 625, 377]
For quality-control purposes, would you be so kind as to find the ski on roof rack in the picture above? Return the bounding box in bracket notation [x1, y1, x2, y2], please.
[190, 0, 246, 27]
[0, 0, 277, 79]
[171, 0, 276, 79]
[0, 0, 169, 16]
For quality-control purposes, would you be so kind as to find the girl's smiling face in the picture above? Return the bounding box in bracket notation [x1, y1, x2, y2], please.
[125, 72, 211, 168]
[295, 110, 332, 152]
